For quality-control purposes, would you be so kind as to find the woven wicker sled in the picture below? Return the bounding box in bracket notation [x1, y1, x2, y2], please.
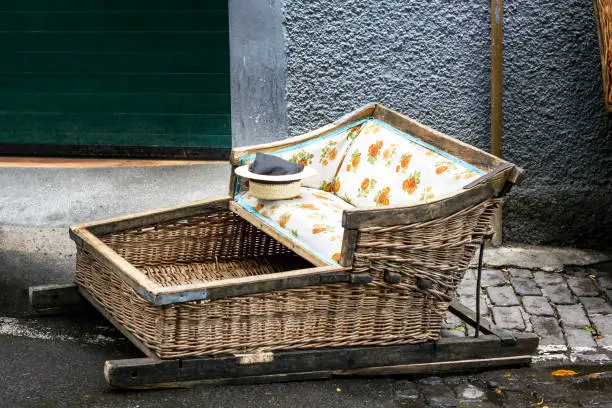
[29, 103, 538, 389]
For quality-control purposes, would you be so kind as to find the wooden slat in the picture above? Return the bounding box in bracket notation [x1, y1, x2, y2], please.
[334, 355, 532, 377]
[28, 283, 83, 315]
[339, 229, 359, 267]
[152, 265, 352, 306]
[73, 196, 230, 236]
[229, 201, 329, 267]
[230, 103, 377, 165]
[104, 333, 538, 389]
[342, 172, 510, 229]
[78, 287, 159, 359]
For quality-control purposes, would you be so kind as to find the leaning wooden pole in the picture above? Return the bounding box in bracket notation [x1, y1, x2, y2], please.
[491, 0, 503, 246]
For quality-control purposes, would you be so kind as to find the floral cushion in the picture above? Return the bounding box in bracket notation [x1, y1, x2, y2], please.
[234, 187, 354, 264]
[333, 119, 485, 207]
[238, 120, 365, 191]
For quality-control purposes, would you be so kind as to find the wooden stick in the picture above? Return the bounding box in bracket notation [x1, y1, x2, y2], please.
[104, 332, 538, 389]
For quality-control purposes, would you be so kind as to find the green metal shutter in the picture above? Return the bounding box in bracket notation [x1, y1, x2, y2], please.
[0, 0, 230, 157]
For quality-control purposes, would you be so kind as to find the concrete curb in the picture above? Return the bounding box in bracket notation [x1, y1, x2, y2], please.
[472, 244, 612, 272]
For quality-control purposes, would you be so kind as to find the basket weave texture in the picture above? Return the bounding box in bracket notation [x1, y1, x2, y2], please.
[75, 200, 499, 359]
[596, 0, 612, 110]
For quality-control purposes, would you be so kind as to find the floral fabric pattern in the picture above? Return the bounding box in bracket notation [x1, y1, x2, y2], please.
[334, 120, 484, 208]
[235, 187, 354, 264]
[239, 122, 364, 191]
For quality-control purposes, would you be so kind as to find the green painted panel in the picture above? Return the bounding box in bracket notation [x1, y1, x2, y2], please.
[0, 93, 230, 114]
[0, 10, 228, 31]
[0, 2, 230, 150]
[0, 73, 229, 93]
[0, 113, 231, 147]
[0, 1, 227, 11]
[0, 32, 229, 53]
[0, 52, 229, 74]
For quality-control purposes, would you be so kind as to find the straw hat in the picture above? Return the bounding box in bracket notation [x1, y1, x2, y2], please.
[235, 164, 315, 200]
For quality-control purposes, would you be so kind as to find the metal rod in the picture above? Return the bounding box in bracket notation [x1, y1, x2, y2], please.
[475, 241, 486, 338]
[491, 0, 504, 246]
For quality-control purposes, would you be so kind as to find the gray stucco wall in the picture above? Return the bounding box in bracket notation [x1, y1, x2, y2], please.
[281, 0, 612, 248]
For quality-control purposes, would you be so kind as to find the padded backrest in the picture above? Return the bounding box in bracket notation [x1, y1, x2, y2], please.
[239, 120, 365, 191]
[333, 119, 485, 207]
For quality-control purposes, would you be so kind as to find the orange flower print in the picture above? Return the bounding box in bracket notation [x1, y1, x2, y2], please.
[313, 191, 331, 200]
[301, 203, 318, 210]
[361, 178, 370, 191]
[320, 180, 332, 192]
[436, 166, 448, 175]
[396, 165, 400, 173]
[320, 140, 338, 166]
[255, 204, 264, 212]
[364, 123, 382, 135]
[374, 187, 391, 206]
[399, 153, 412, 173]
[332, 253, 341, 262]
[333, 179, 341, 193]
[262, 210, 270, 217]
[420, 186, 434, 201]
[358, 178, 377, 198]
[346, 125, 361, 141]
[463, 171, 476, 179]
[289, 150, 314, 167]
[312, 226, 326, 234]
[367, 141, 383, 164]
[402, 171, 421, 195]
[425, 150, 435, 157]
[348, 150, 361, 173]
[382, 144, 398, 166]
[279, 213, 291, 228]
[312, 224, 334, 235]
[434, 161, 457, 175]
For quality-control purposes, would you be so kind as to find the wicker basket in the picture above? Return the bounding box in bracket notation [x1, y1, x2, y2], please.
[74, 199, 499, 359]
[73, 104, 520, 360]
[596, 0, 612, 111]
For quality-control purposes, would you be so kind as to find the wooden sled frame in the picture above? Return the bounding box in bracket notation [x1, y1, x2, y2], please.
[29, 281, 539, 390]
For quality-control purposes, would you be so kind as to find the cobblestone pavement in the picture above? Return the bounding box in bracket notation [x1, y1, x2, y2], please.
[443, 262, 612, 364]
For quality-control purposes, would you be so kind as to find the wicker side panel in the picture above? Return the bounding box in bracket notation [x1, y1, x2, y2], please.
[99, 209, 293, 267]
[596, 0, 612, 110]
[155, 277, 448, 358]
[75, 248, 167, 354]
[76, 245, 456, 358]
[351, 198, 501, 341]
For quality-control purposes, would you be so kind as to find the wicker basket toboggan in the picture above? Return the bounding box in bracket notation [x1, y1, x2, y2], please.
[72, 104, 522, 359]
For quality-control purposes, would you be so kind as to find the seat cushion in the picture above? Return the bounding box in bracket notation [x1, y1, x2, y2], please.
[334, 119, 485, 207]
[237, 120, 365, 191]
[235, 187, 354, 264]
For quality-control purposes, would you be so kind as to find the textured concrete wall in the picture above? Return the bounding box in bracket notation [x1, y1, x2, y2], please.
[229, 0, 287, 147]
[282, 0, 612, 247]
